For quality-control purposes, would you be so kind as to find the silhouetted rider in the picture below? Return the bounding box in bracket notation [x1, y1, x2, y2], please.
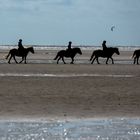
[18, 39, 24, 54]
[66, 41, 72, 52]
[102, 40, 107, 52]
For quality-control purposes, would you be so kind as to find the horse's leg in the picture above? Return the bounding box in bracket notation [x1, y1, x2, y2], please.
[137, 57, 139, 65]
[106, 58, 109, 64]
[133, 57, 136, 64]
[70, 57, 74, 64]
[19, 57, 24, 63]
[96, 57, 100, 64]
[24, 56, 27, 64]
[13, 56, 18, 63]
[110, 57, 114, 64]
[90, 52, 94, 61]
[57, 57, 61, 64]
[8, 56, 12, 64]
[91, 57, 96, 64]
[62, 57, 66, 64]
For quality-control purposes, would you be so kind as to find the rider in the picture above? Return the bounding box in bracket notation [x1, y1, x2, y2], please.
[102, 40, 108, 52]
[66, 41, 72, 52]
[18, 39, 24, 54]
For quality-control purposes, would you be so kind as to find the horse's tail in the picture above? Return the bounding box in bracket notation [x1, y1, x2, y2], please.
[132, 50, 136, 58]
[54, 53, 59, 60]
[90, 51, 95, 61]
[5, 51, 11, 59]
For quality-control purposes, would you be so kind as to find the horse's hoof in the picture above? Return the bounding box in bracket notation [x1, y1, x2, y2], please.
[70, 62, 74, 64]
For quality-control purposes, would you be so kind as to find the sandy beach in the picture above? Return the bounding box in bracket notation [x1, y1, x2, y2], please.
[0, 48, 140, 121]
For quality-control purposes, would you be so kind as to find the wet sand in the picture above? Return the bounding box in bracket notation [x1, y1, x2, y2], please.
[0, 49, 140, 121]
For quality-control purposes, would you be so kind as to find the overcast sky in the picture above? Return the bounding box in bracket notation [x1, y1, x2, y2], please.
[0, 0, 140, 46]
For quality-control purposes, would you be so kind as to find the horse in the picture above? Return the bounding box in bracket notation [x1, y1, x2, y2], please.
[132, 49, 140, 64]
[90, 47, 120, 64]
[6, 47, 34, 64]
[54, 47, 82, 64]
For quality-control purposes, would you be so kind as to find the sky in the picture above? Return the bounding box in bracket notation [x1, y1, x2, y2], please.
[0, 0, 140, 46]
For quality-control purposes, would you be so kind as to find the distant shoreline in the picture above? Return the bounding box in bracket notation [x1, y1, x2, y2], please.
[0, 45, 140, 51]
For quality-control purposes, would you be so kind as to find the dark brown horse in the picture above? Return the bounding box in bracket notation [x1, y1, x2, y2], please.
[90, 47, 120, 64]
[6, 47, 34, 64]
[54, 48, 82, 64]
[132, 49, 140, 64]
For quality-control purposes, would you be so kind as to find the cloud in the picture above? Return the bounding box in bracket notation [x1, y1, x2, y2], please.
[0, 0, 46, 13]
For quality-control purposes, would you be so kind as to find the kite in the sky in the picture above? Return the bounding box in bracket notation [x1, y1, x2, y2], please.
[111, 26, 115, 31]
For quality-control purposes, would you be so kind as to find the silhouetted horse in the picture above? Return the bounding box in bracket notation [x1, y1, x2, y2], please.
[54, 47, 82, 64]
[132, 49, 140, 64]
[6, 47, 34, 64]
[90, 47, 120, 64]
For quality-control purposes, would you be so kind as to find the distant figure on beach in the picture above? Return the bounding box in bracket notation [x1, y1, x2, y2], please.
[102, 40, 107, 52]
[18, 39, 24, 54]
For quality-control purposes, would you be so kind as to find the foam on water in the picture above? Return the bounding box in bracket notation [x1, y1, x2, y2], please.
[0, 45, 140, 51]
[0, 118, 140, 139]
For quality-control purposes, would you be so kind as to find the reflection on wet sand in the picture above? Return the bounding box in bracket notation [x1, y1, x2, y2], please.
[0, 73, 134, 78]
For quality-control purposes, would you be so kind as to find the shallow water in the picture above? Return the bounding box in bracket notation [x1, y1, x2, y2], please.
[1, 118, 140, 140]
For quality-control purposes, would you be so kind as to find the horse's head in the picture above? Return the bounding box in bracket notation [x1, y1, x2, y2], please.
[115, 48, 120, 55]
[77, 48, 82, 55]
[29, 47, 35, 54]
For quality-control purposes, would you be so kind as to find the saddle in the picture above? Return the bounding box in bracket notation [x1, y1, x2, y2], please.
[18, 48, 25, 56]
[66, 48, 72, 56]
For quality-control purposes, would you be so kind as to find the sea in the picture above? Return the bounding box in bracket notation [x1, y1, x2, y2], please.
[0, 118, 140, 140]
[1, 45, 140, 139]
[0, 45, 140, 51]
